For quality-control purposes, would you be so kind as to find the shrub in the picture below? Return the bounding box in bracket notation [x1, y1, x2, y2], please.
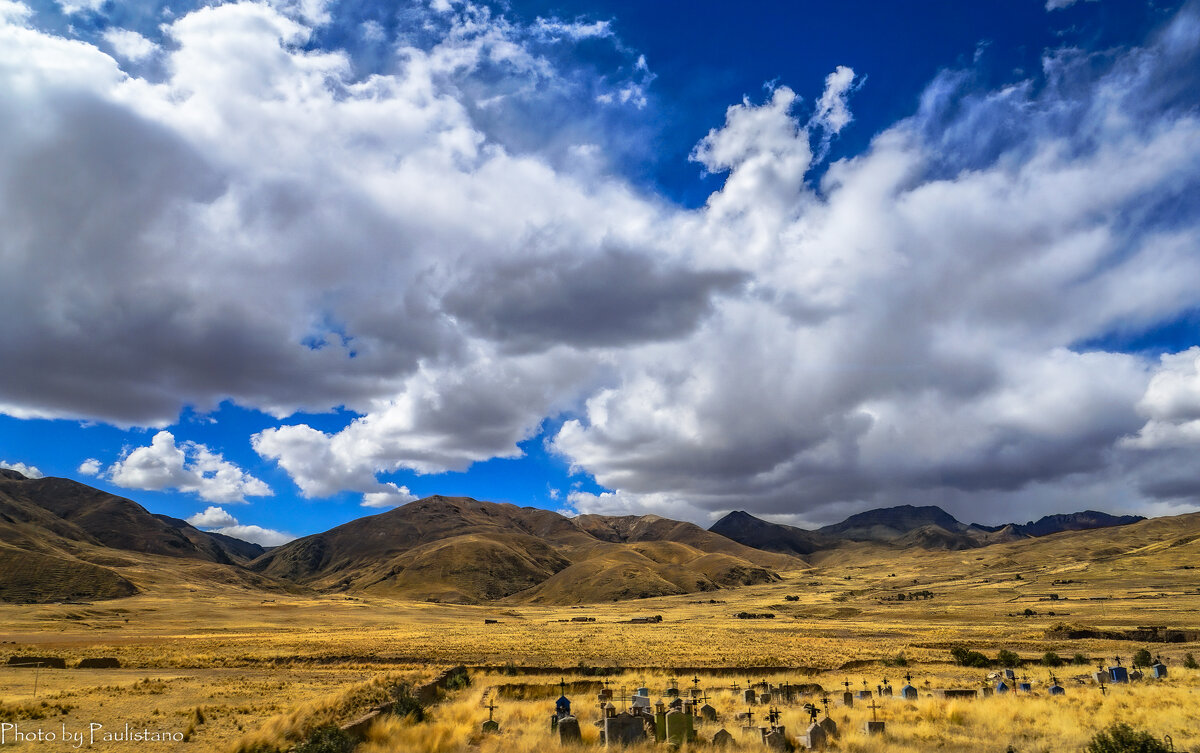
[950, 646, 992, 668]
[1041, 652, 1063, 667]
[1132, 649, 1153, 668]
[997, 650, 1021, 668]
[294, 725, 355, 753]
[1073, 653, 1090, 666]
[1183, 653, 1198, 669]
[884, 653, 909, 667]
[391, 685, 426, 722]
[1084, 722, 1168, 753]
[443, 666, 471, 691]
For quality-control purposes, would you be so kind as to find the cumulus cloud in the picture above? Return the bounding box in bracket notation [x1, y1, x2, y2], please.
[107, 431, 272, 503]
[2, 0, 1200, 527]
[360, 482, 417, 508]
[811, 65, 861, 135]
[1046, 0, 1097, 10]
[101, 28, 159, 61]
[185, 505, 294, 546]
[1, 460, 43, 478]
[77, 458, 102, 476]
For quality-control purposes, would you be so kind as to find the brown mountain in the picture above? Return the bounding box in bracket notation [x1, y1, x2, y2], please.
[250, 495, 794, 604]
[708, 510, 837, 555]
[0, 470, 277, 602]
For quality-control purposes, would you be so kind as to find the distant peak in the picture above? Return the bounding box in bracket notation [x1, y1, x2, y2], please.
[0, 468, 29, 481]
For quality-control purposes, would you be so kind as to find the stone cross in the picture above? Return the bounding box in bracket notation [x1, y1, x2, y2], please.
[768, 707, 781, 726]
[744, 708, 755, 726]
[486, 699, 497, 721]
[728, 682, 741, 693]
[868, 698, 879, 722]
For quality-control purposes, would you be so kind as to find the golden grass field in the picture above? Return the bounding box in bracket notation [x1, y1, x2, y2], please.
[2, 515, 1198, 751]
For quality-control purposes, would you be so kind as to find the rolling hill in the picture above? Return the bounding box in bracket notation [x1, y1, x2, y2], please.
[0, 469, 277, 602]
[249, 495, 794, 604]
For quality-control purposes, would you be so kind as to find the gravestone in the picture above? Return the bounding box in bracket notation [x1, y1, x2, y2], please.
[759, 692, 772, 704]
[1048, 684, 1065, 696]
[1017, 682, 1031, 693]
[765, 728, 788, 750]
[1109, 666, 1129, 684]
[938, 689, 977, 699]
[981, 687, 994, 697]
[711, 728, 734, 748]
[632, 696, 651, 714]
[700, 703, 717, 722]
[855, 690, 872, 700]
[1128, 670, 1143, 681]
[1152, 663, 1168, 679]
[1003, 669, 1016, 681]
[819, 716, 838, 740]
[864, 721, 885, 735]
[637, 686, 650, 697]
[558, 716, 582, 744]
[995, 682, 1009, 694]
[665, 709, 693, 746]
[744, 688, 757, 704]
[1093, 671, 1108, 685]
[481, 720, 499, 734]
[900, 684, 918, 700]
[842, 691, 853, 708]
[804, 722, 827, 750]
[605, 712, 648, 746]
[882, 685, 893, 697]
[654, 709, 667, 742]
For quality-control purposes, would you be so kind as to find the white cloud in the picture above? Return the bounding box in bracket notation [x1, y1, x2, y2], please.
[107, 431, 272, 503]
[101, 28, 159, 61]
[186, 505, 239, 528]
[1, 460, 43, 478]
[1123, 348, 1200, 450]
[1, 0, 1199, 526]
[55, 0, 104, 15]
[185, 505, 294, 545]
[77, 458, 102, 476]
[360, 482, 417, 508]
[811, 65, 860, 135]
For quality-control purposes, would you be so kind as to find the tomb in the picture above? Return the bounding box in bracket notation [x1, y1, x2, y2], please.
[1108, 666, 1129, 684]
[558, 716, 582, 744]
[1152, 663, 1168, 679]
[804, 722, 827, 750]
[711, 728, 734, 748]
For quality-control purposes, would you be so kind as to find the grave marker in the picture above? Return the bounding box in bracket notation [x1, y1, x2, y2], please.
[711, 728, 734, 748]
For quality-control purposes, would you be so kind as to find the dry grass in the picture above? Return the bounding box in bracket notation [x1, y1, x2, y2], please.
[1, 516, 1197, 750]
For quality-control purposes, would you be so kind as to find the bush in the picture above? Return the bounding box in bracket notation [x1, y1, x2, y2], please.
[950, 646, 992, 668]
[294, 725, 355, 753]
[1084, 722, 1168, 753]
[1132, 649, 1154, 668]
[997, 650, 1021, 668]
[1073, 653, 1090, 666]
[883, 653, 909, 667]
[1184, 653, 1198, 669]
[1041, 652, 1063, 667]
[391, 684, 426, 722]
[443, 667, 471, 691]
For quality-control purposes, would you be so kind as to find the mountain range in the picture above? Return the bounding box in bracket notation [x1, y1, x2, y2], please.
[0, 468, 1149, 605]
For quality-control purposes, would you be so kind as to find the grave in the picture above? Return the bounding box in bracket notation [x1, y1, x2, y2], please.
[632, 696, 651, 714]
[842, 692, 853, 708]
[863, 697, 885, 736]
[764, 728, 788, 750]
[1129, 670, 1144, 681]
[711, 729, 734, 748]
[744, 688, 757, 704]
[900, 684, 917, 700]
[482, 700, 500, 734]
[819, 716, 838, 740]
[605, 712, 650, 746]
[1003, 669, 1016, 681]
[558, 716, 582, 744]
[759, 692, 772, 704]
[1152, 663, 1168, 679]
[995, 681, 1009, 694]
[937, 689, 977, 699]
[981, 687, 994, 697]
[1092, 671, 1109, 685]
[1048, 684, 1065, 696]
[665, 709, 694, 746]
[1108, 666, 1128, 684]
[700, 703, 718, 722]
[1017, 682, 1031, 693]
[804, 722, 827, 750]
[855, 690, 873, 700]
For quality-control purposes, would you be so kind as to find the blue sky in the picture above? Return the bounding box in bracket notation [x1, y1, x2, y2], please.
[2, 0, 1199, 544]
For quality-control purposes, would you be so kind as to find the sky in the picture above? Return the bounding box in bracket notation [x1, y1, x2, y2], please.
[2, 0, 1200, 546]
